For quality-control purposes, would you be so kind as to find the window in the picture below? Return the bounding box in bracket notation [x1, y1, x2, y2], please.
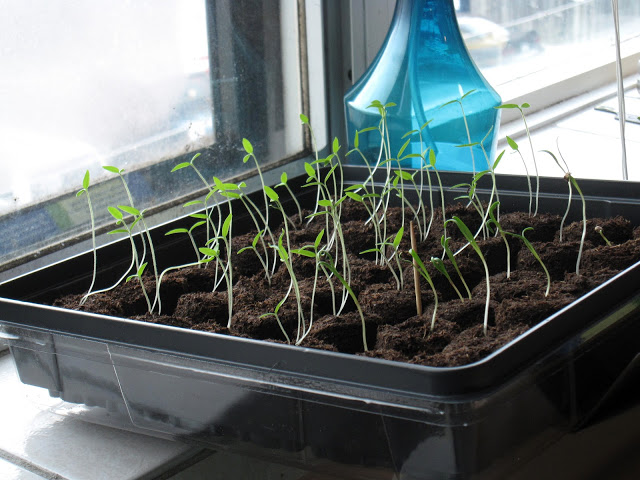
[457, 0, 640, 119]
[0, 0, 321, 277]
[348, 0, 640, 122]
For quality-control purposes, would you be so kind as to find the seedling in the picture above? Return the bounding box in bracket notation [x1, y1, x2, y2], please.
[242, 138, 270, 227]
[103, 165, 147, 265]
[303, 161, 352, 312]
[118, 205, 160, 297]
[496, 103, 540, 216]
[291, 229, 327, 338]
[77, 170, 97, 306]
[260, 280, 293, 344]
[487, 201, 511, 278]
[431, 257, 465, 301]
[441, 235, 472, 299]
[506, 228, 551, 297]
[271, 231, 306, 344]
[541, 149, 587, 275]
[447, 216, 491, 335]
[220, 181, 277, 280]
[441, 89, 478, 174]
[505, 136, 533, 216]
[410, 222, 423, 315]
[126, 262, 152, 313]
[172, 153, 219, 244]
[83, 206, 140, 300]
[595, 225, 613, 246]
[409, 249, 439, 334]
[276, 171, 303, 225]
[200, 214, 234, 327]
[319, 253, 369, 352]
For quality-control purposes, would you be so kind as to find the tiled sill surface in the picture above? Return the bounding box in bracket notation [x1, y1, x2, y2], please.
[2, 87, 640, 480]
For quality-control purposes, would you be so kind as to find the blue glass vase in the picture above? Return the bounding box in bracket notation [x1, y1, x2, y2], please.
[344, 0, 501, 172]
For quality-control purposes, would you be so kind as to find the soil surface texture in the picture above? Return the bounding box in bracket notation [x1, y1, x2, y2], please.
[54, 203, 640, 367]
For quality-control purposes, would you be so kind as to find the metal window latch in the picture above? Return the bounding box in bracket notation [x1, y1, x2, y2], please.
[594, 105, 640, 124]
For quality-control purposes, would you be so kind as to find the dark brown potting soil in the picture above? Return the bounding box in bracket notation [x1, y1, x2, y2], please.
[53, 203, 640, 367]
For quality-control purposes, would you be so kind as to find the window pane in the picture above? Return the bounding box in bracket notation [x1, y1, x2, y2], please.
[456, 0, 640, 96]
[0, 0, 304, 272]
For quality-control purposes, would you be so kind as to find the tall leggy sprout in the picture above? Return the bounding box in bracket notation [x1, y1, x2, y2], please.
[441, 89, 478, 174]
[77, 170, 97, 306]
[409, 249, 439, 334]
[242, 138, 269, 227]
[447, 216, 491, 336]
[505, 136, 533, 216]
[496, 103, 540, 215]
[541, 149, 587, 275]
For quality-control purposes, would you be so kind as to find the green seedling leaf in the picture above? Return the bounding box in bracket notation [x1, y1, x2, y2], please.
[251, 230, 263, 248]
[495, 103, 518, 109]
[420, 119, 433, 130]
[280, 171, 288, 184]
[103, 166, 121, 174]
[189, 213, 208, 220]
[221, 213, 232, 237]
[119, 205, 140, 216]
[314, 229, 325, 249]
[136, 262, 148, 277]
[242, 154, 251, 164]
[108, 206, 123, 220]
[429, 149, 436, 167]
[304, 162, 316, 179]
[199, 247, 219, 258]
[291, 248, 316, 258]
[221, 191, 240, 200]
[183, 200, 203, 208]
[392, 227, 404, 249]
[108, 228, 128, 235]
[324, 163, 339, 183]
[397, 138, 411, 158]
[76, 189, 85, 197]
[394, 170, 413, 181]
[346, 191, 363, 202]
[189, 221, 206, 231]
[171, 162, 191, 172]
[242, 138, 253, 154]
[456, 142, 479, 148]
[165, 228, 188, 235]
[402, 130, 418, 139]
[506, 136, 519, 151]
[522, 103, 530, 108]
[353, 130, 359, 149]
[332, 137, 340, 154]
[461, 89, 477, 100]
[264, 186, 279, 202]
[358, 126, 378, 134]
[492, 150, 505, 170]
[300, 113, 309, 124]
[82, 170, 90, 190]
[317, 199, 332, 208]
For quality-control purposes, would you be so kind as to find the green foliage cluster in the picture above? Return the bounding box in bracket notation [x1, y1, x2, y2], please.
[77, 92, 597, 350]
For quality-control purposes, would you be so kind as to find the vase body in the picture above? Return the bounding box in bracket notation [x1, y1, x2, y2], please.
[344, 0, 501, 172]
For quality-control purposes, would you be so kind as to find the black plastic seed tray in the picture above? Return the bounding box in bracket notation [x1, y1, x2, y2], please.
[1, 166, 639, 479]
